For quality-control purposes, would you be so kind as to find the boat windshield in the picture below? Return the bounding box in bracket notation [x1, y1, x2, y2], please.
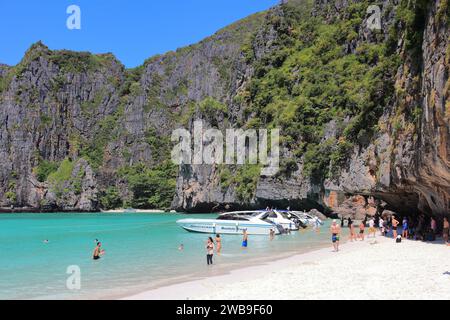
[217, 214, 249, 221]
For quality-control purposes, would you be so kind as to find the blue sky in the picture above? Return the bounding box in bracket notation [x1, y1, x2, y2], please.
[0, 0, 279, 68]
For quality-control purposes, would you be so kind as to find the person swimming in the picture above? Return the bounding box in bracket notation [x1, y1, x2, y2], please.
[178, 244, 184, 251]
[242, 229, 248, 248]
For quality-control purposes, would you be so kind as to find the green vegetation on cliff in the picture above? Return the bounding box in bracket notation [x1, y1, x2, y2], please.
[238, 1, 399, 181]
[118, 161, 177, 209]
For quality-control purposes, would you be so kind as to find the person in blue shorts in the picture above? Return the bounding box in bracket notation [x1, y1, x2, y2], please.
[330, 220, 341, 252]
[402, 217, 409, 239]
[242, 229, 248, 248]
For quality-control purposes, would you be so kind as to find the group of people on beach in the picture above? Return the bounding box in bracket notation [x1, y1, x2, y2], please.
[204, 230, 249, 265]
[333, 213, 450, 251]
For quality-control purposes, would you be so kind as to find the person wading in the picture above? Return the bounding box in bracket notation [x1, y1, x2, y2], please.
[215, 234, 222, 255]
[206, 237, 215, 265]
[242, 229, 248, 248]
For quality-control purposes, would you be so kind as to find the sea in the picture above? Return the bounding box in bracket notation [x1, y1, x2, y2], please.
[0, 212, 332, 299]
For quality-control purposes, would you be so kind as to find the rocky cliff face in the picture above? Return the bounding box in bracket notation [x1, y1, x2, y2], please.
[0, 0, 448, 218]
[323, 0, 450, 218]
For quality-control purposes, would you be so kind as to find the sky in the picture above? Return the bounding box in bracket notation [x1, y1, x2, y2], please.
[0, 0, 279, 68]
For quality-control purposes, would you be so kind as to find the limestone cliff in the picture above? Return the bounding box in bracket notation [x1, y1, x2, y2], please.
[0, 0, 448, 219]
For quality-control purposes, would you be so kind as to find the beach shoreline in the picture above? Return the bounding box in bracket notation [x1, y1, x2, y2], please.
[123, 236, 450, 300]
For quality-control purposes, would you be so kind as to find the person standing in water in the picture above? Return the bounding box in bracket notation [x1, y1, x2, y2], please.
[330, 220, 341, 252]
[392, 216, 399, 239]
[206, 237, 215, 265]
[215, 234, 222, 254]
[270, 228, 275, 241]
[242, 229, 248, 248]
[93, 242, 105, 260]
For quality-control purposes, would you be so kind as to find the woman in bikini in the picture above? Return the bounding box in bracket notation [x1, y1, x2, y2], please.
[392, 216, 399, 239]
[348, 217, 355, 242]
[215, 234, 222, 254]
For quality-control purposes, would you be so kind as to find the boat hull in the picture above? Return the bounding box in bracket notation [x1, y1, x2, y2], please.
[176, 219, 278, 235]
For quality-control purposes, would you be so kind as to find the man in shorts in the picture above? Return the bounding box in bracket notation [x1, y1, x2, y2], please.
[330, 220, 341, 252]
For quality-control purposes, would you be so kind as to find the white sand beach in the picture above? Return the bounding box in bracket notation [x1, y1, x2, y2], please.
[124, 236, 450, 300]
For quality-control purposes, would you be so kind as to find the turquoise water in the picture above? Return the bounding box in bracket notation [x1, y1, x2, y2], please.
[0, 213, 331, 300]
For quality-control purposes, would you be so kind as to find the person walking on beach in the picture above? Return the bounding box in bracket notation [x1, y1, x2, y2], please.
[392, 216, 399, 238]
[215, 234, 222, 254]
[242, 229, 248, 248]
[443, 217, 449, 245]
[431, 217, 437, 235]
[348, 217, 355, 242]
[330, 220, 341, 252]
[206, 237, 215, 265]
[402, 217, 409, 239]
[358, 220, 365, 241]
[368, 218, 376, 238]
[379, 217, 384, 236]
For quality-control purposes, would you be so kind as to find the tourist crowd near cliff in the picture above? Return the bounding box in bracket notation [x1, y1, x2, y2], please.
[0, 0, 448, 226]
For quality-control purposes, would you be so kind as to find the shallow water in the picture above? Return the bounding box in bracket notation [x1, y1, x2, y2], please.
[0, 213, 332, 299]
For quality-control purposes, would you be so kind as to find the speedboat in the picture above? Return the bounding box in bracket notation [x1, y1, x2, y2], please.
[250, 211, 300, 231]
[176, 211, 282, 235]
[288, 211, 323, 227]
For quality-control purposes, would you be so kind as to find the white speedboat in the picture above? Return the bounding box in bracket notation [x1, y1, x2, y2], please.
[176, 211, 281, 235]
[288, 211, 323, 227]
[251, 211, 300, 231]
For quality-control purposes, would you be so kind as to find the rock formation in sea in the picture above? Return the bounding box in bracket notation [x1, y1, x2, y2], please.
[0, 0, 448, 219]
